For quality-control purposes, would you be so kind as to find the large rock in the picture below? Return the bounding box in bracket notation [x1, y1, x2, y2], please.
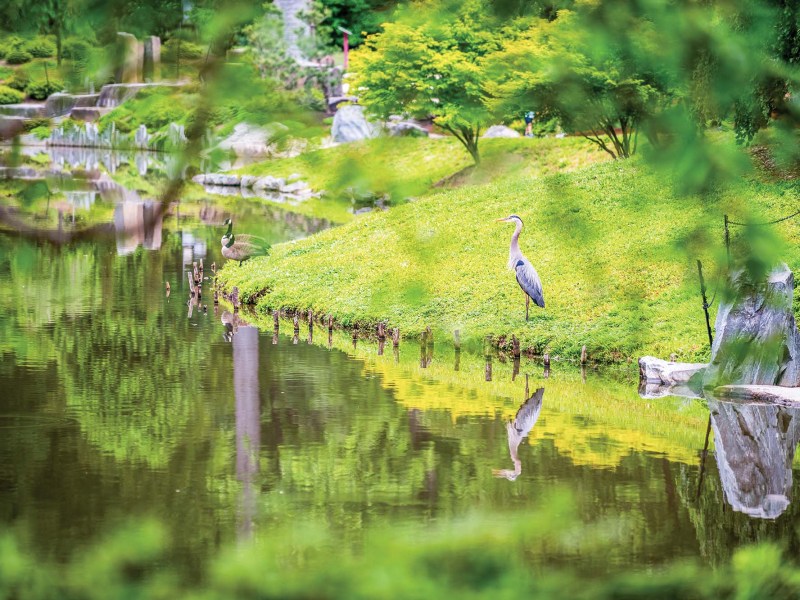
[704, 263, 800, 388]
[386, 116, 429, 137]
[639, 356, 707, 386]
[115, 32, 140, 83]
[482, 125, 521, 138]
[331, 105, 381, 143]
[252, 176, 285, 191]
[143, 36, 161, 82]
[708, 400, 800, 518]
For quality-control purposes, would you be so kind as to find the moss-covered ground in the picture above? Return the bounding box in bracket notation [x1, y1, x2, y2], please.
[220, 134, 800, 363]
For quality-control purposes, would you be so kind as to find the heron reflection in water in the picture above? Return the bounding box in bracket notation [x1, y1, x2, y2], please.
[493, 377, 544, 481]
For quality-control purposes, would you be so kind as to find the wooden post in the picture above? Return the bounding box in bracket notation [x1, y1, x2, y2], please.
[580, 345, 587, 365]
[308, 310, 314, 325]
[696, 260, 714, 348]
[512, 335, 521, 359]
[392, 328, 400, 347]
[273, 310, 279, 329]
[420, 339, 427, 368]
[378, 338, 385, 356]
[213, 289, 218, 305]
[543, 353, 550, 368]
[377, 322, 386, 340]
[199, 258, 204, 278]
[512, 358, 520, 381]
[454, 350, 460, 372]
[328, 315, 334, 331]
[293, 313, 300, 331]
[187, 271, 195, 294]
[193, 262, 198, 284]
[211, 261, 216, 274]
[723, 214, 730, 266]
[454, 329, 460, 350]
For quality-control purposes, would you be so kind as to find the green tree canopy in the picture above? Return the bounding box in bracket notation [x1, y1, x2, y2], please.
[352, 0, 501, 164]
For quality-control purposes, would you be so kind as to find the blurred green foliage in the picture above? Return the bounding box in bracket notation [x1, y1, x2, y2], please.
[0, 85, 24, 104]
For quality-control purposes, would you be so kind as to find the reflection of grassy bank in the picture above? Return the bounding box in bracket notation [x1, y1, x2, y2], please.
[233, 307, 709, 468]
[221, 149, 800, 362]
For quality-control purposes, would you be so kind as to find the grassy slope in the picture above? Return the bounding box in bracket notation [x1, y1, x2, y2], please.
[236, 135, 608, 199]
[220, 139, 800, 362]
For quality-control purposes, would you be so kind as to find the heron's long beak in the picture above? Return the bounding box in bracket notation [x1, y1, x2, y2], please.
[496, 217, 510, 223]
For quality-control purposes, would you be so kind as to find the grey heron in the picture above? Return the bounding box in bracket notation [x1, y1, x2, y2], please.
[493, 379, 545, 481]
[497, 214, 545, 320]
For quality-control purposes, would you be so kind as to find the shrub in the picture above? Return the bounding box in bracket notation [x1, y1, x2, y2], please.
[161, 39, 205, 63]
[6, 71, 29, 91]
[0, 35, 23, 58]
[23, 117, 52, 131]
[24, 37, 56, 58]
[62, 38, 91, 61]
[0, 85, 24, 104]
[5, 49, 32, 65]
[26, 80, 64, 100]
[29, 125, 52, 140]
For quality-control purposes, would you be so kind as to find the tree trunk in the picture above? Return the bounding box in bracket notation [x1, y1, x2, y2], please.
[55, 24, 62, 66]
[466, 138, 481, 164]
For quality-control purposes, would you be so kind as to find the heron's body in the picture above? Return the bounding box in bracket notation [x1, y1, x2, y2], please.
[499, 215, 544, 320]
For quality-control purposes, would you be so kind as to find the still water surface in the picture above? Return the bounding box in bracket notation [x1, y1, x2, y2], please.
[2, 156, 800, 580]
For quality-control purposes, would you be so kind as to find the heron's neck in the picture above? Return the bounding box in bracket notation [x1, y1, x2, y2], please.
[509, 221, 523, 262]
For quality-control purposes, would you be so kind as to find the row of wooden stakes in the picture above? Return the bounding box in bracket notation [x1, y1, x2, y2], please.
[224, 286, 591, 366]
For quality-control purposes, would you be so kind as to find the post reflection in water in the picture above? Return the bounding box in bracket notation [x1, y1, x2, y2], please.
[709, 401, 800, 519]
[233, 324, 261, 541]
[493, 377, 544, 481]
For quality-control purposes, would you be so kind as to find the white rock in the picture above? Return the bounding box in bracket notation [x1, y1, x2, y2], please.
[482, 125, 521, 138]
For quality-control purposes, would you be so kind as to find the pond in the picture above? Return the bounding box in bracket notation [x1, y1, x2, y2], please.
[1, 149, 800, 584]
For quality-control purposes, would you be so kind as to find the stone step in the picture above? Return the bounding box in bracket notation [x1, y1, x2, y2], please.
[70, 107, 112, 122]
[0, 103, 47, 118]
[0, 115, 27, 139]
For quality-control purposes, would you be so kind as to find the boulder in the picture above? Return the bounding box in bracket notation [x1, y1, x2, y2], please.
[331, 105, 381, 143]
[143, 36, 161, 82]
[280, 181, 310, 194]
[197, 173, 240, 186]
[708, 400, 800, 518]
[482, 125, 521, 138]
[714, 385, 800, 406]
[387, 118, 429, 137]
[218, 122, 272, 157]
[704, 263, 800, 388]
[115, 32, 140, 83]
[240, 175, 258, 188]
[639, 356, 707, 386]
[253, 176, 285, 191]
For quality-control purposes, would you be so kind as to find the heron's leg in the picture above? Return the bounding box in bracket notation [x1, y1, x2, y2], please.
[526, 295, 530, 321]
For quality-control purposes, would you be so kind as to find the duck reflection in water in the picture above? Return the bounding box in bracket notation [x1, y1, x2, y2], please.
[221, 311, 250, 342]
[493, 376, 544, 481]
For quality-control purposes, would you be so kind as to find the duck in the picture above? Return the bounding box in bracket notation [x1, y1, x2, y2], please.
[223, 218, 269, 247]
[221, 218, 270, 266]
[221, 232, 270, 266]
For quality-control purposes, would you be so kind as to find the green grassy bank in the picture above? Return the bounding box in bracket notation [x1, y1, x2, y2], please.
[220, 139, 800, 363]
